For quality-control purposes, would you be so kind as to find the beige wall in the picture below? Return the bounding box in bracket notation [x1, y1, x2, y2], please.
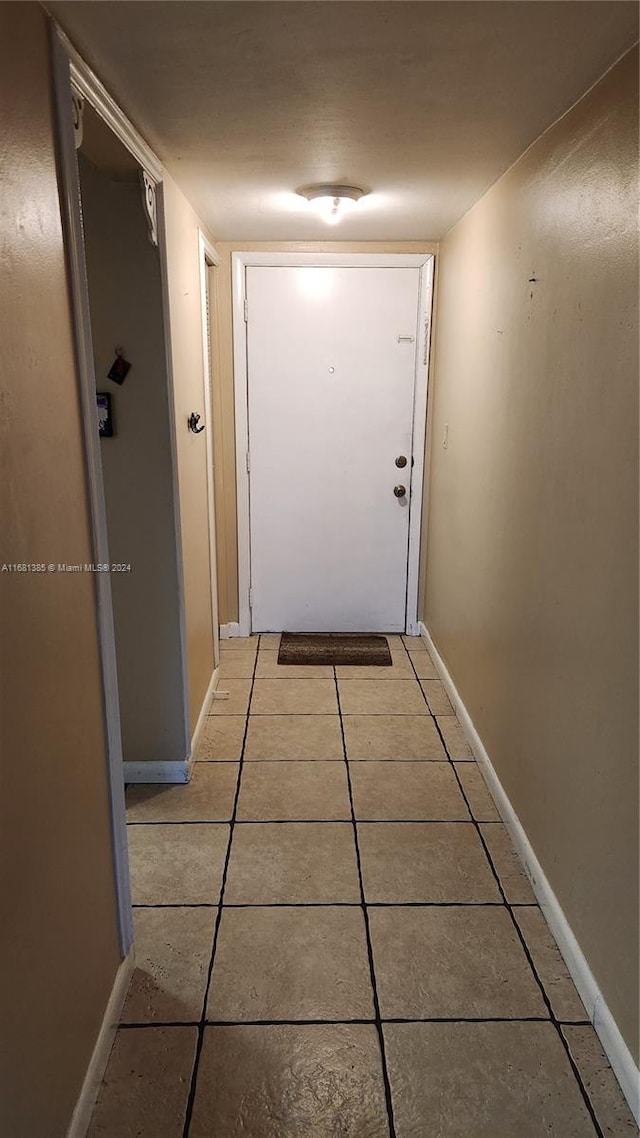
[162, 176, 217, 731]
[80, 155, 187, 763]
[423, 48, 639, 1058]
[0, 6, 121, 1134]
[212, 241, 437, 624]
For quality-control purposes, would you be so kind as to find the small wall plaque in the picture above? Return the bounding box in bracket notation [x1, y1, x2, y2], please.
[97, 392, 114, 438]
[108, 348, 131, 385]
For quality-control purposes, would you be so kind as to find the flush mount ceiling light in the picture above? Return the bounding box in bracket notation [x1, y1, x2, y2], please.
[297, 183, 367, 225]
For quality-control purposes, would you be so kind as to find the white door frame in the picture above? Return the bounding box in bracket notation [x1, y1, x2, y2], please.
[198, 230, 222, 669]
[51, 27, 191, 950]
[232, 251, 435, 637]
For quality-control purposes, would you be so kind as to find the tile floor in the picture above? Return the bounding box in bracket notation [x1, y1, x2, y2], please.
[88, 635, 637, 1137]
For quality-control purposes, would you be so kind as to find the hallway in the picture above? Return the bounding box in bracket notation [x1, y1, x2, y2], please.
[89, 636, 634, 1137]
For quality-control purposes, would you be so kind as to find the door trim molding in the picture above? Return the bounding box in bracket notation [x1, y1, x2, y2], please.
[405, 256, 435, 634]
[155, 182, 193, 780]
[232, 251, 435, 636]
[51, 30, 133, 955]
[51, 27, 191, 949]
[197, 233, 222, 664]
[56, 26, 162, 182]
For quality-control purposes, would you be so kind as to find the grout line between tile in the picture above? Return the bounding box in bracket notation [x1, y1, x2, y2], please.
[405, 651, 604, 1138]
[180, 639, 260, 1138]
[198, 757, 479, 764]
[202, 1014, 555, 1026]
[118, 1013, 576, 1031]
[197, 757, 341, 763]
[212, 711, 448, 717]
[334, 666, 397, 1138]
[132, 899, 508, 909]
[127, 818, 484, 826]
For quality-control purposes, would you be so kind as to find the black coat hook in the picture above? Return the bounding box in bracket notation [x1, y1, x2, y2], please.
[188, 412, 205, 434]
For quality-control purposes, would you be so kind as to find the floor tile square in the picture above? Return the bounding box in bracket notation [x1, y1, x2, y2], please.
[237, 761, 351, 820]
[196, 716, 246, 761]
[349, 762, 470, 820]
[259, 633, 281, 649]
[335, 656, 415, 679]
[344, 716, 446, 760]
[514, 907, 587, 1021]
[384, 1022, 594, 1137]
[358, 822, 500, 902]
[218, 652, 257, 679]
[255, 652, 334, 679]
[561, 1025, 639, 1135]
[207, 907, 374, 1021]
[87, 1026, 197, 1138]
[410, 653, 439, 679]
[220, 637, 259, 652]
[210, 678, 252, 715]
[224, 822, 360, 903]
[402, 635, 426, 651]
[370, 905, 545, 1017]
[126, 764, 238, 823]
[480, 822, 536, 903]
[251, 678, 338, 715]
[128, 823, 229, 905]
[122, 908, 216, 1023]
[437, 715, 474, 758]
[419, 678, 454, 715]
[244, 714, 343, 760]
[338, 679, 427, 715]
[455, 762, 501, 820]
[383, 635, 407, 650]
[190, 1024, 389, 1138]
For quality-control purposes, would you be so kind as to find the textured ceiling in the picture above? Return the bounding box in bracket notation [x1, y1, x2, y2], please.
[50, 1, 639, 240]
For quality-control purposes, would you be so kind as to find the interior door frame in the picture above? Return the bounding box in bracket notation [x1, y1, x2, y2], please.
[232, 251, 435, 637]
[198, 231, 222, 669]
[51, 26, 191, 951]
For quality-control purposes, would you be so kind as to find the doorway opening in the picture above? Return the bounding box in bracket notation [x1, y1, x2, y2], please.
[77, 102, 190, 784]
[198, 234, 222, 674]
[52, 35, 213, 954]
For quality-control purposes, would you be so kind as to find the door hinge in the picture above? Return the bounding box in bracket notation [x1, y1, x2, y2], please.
[249, 588, 254, 608]
[246, 450, 251, 473]
[243, 297, 249, 322]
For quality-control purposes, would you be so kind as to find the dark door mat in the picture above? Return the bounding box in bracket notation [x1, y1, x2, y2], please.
[278, 633, 392, 667]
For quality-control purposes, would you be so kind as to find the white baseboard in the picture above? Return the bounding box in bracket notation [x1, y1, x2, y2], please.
[219, 622, 241, 639]
[419, 621, 640, 1123]
[123, 760, 190, 784]
[190, 666, 218, 756]
[66, 948, 135, 1138]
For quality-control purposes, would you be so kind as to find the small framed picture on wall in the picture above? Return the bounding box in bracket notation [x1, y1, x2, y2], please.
[97, 392, 114, 438]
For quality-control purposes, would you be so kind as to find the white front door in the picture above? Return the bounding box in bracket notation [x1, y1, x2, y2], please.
[246, 265, 421, 632]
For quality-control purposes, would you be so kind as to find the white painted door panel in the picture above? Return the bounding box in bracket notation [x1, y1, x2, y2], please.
[246, 266, 420, 632]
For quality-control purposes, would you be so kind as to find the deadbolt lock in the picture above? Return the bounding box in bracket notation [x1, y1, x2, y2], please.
[395, 455, 408, 468]
[393, 485, 407, 498]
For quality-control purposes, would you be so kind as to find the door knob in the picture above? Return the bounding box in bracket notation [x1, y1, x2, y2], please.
[394, 485, 407, 498]
[395, 455, 407, 468]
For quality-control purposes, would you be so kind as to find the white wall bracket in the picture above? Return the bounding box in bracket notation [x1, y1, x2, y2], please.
[140, 170, 158, 246]
[71, 90, 84, 149]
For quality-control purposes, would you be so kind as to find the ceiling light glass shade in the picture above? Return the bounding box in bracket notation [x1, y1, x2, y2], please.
[297, 183, 366, 224]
